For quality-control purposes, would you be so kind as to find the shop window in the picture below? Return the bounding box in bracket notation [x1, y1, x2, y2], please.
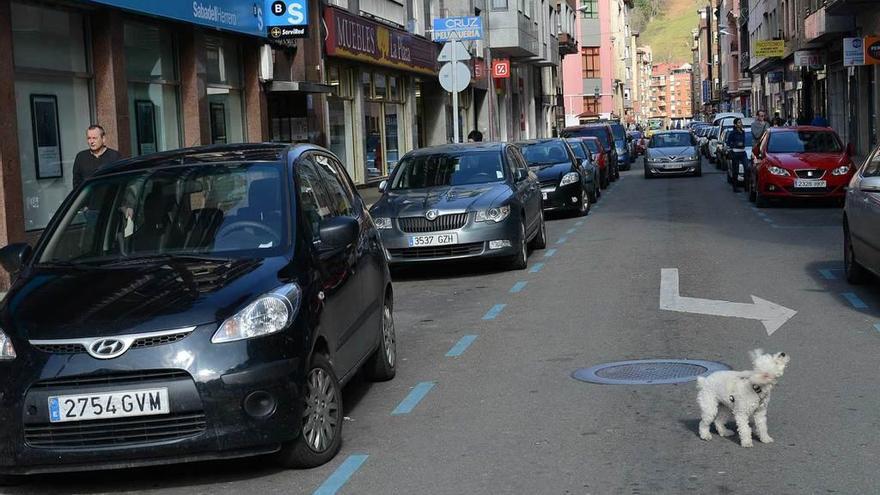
[388, 76, 400, 101]
[206, 35, 245, 143]
[374, 73, 386, 101]
[12, 2, 92, 231]
[328, 66, 355, 178]
[362, 72, 373, 99]
[124, 22, 181, 156]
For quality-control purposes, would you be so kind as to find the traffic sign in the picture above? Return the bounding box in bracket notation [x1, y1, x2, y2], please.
[492, 59, 510, 79]
[438, 41, 471, 62]
[432, 16, 483, 42]
[439, 62, 471, 93]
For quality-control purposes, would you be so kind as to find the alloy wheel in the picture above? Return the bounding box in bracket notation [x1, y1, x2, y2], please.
[382, 304, 396, 368]
[302, 368, 340, 453]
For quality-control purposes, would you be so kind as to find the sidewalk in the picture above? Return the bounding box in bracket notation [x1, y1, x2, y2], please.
[356, 182, 384, 208]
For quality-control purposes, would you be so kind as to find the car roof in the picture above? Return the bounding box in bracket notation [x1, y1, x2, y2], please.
[405, 142, 505, 157]
[652, 130, 691, 134]
[768, 125, 836, 132]
[93, 143, 324, 177]
[564, 124, 611, 131]
[515, 138, 567, 145]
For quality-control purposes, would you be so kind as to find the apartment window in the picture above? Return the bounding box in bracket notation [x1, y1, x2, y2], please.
[582, 47, 600, 78]
[582, 96, 600, 115]
[580, 0, 598, 19]
[491, 0, 508, 9]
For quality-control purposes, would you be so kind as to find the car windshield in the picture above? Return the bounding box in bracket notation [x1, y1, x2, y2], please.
[391, 152, 505, 189]
[565, 140, 587, 160]
[564, 128, 612, 148]
[609, 124, 626, 141]
[583, 140, 601, 153]
[650, 133, 695, 148]
[767, 131, 842, 153]
[38, 163, 287, 265]
[519, 141, 571, 166]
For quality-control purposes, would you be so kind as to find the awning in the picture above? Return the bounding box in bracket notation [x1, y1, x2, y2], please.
[268, 81, 334, 94]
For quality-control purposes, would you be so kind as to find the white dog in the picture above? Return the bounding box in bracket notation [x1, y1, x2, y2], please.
[696, 349, 790, 447]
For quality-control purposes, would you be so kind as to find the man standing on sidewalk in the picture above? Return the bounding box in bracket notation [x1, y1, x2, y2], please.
[73, 124, 121, 190]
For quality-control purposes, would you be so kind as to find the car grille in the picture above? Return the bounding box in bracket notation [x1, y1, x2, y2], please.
[29, 370, 191, 390]
[389, 242, 484, 259]
[32, 343, 85, 354]
[540, 179, 558, 189]
[398, 213, 468, 233]
[24, 412, 207, 449]
[130, 332, 190, 349]
[794, 169, 826, 179]
[32, 329, 192, 355]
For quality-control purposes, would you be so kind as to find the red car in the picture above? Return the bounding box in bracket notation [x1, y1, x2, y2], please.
[748, 126, 856, 207]
[582, 136, 610, 189]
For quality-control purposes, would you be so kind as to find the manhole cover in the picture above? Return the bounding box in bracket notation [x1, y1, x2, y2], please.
[572, 359, 730, 385]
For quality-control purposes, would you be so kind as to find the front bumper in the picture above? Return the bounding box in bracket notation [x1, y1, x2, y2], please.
[540, 182, 582, 211]
[0, 325, 305, 474]
[646, 160, 701, 176]
[379, 214, 522, 264]
[757, 172, 852, 198]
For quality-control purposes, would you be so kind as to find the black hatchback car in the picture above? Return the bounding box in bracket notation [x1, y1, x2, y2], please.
[516, 138, 590, 216]
[0, 143, 396, 481]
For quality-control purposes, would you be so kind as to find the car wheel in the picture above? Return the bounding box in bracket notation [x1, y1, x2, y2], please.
[601, 171, 609, 189]
[530, 210, 547, 250]
[755, 180, 769, 208]
[644, 164, 652, 179]
[365, 296, 397, 382]
[508, 221, 528, 270]
[577, 191, 589, 217]
[276, 353, 343, 469]
[588, 182, 598, 204]
[844, 223, 869, 285]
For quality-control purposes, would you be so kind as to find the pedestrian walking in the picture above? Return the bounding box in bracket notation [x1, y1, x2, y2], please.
[751, 110, 770, 143]
[726, 118, 749, 193]
[73, 124, 121, 190]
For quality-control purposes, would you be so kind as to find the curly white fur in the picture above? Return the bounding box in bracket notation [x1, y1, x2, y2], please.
[696, 349, 790, 447]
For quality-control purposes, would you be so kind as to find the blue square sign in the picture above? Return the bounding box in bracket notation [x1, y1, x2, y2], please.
[266, 0, 308, 39]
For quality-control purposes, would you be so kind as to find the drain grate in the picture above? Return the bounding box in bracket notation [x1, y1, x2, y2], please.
[572, 359, 730, 385]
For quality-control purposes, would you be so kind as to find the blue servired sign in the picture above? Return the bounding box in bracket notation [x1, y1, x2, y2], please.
[432, 16, 483, 42]
[266, 0, 309, 39]
[83, 0, 266, 37]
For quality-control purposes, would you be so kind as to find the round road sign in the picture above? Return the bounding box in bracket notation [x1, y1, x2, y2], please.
[439, 61, 471, 93]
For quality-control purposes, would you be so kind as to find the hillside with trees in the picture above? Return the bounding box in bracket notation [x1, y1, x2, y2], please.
[635, 0, 704, 64]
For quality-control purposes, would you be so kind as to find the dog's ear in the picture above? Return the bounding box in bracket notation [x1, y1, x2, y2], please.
[749, 348, 765, 364]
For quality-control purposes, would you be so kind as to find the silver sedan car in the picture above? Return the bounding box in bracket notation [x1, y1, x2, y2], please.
[844, 147, 880, 284]
[644, 130, 702, 178]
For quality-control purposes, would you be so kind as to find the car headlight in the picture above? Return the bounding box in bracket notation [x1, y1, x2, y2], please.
[559, 172, 579, 187]
[832, 165, 851, 176]
[0, 328, 16, 361]
[768, 166, 790, 177]
[374, 217, 392, 229]
[212, 284, 301, 343]
[475, 205, 511, 223]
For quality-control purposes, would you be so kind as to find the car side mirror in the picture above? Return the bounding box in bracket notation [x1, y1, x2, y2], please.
[846, 143, 855, 157]
[318, 216, 359, 254]
[378, 180, 388, 193]
[860, 176, 880, 193]
[0, 243, 32, 275]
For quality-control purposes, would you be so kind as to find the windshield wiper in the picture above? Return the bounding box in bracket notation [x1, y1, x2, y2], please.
[100, 253, 233, 266]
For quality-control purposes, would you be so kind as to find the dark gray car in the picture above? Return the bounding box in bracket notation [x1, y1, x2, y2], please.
[644, 131, 702, 178]
[844, 146, 880, 284]
[369, 143, 546, 270]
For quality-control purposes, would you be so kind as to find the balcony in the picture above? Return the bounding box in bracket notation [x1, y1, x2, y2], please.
[804, 6, 854, 43]
[558, 32, 578, 56]
[489, 9, 539, 58]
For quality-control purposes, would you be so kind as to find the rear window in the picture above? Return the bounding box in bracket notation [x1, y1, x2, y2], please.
[609, 124, 626, 141]
[564, 127, 611, 149]
[519, 141, 572, 166]
[566, 140, 587, 160]
[583, 140, 601, 153]
[767, 131, 842, 154]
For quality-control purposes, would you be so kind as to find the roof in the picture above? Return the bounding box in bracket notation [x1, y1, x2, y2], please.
[93, 143, 321, 177]
[406, 142, 505, 156]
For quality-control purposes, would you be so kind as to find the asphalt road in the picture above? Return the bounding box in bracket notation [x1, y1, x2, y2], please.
[7, 158, 880, 495]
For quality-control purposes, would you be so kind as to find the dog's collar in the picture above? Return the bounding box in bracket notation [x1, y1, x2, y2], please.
[752, 384, 762, 394]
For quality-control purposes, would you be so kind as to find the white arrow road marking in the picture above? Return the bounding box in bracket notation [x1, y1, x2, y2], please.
[659, 268, 797, 336]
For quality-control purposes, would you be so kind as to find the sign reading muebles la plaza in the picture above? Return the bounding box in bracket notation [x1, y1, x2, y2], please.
[323, 7, 438, 76]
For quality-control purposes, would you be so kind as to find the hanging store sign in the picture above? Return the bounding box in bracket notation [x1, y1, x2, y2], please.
[492, 59, 510, 79]
[266, 0, 308, 39]
[843, 37, 865, 66]
[324, 7, 438, 76]
[754, 40, 785, 58]
[794, 50, 826, 68]
[865, 36, 880, 65]
[432, 16, 483, 42]
[83, 0, 266, 37]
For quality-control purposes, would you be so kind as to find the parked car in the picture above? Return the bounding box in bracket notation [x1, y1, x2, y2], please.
[608, 122, 632, 170]
[561, 124, 620, 180]
[0, 143, 396, 481]
[565, 137, 602, 204]
[707, 126, 722, 162]
[369, 142, 546, 270]
[583, 136, 611, 189]
[843, 146, 880, 284]
[517, 138, 590, 216]
[712, 112, 745, 126]
[629, 130, 646, 156]
[748, 126, 857, 207]
[716, 128, 733, 171]
[644, 130, 702, 178]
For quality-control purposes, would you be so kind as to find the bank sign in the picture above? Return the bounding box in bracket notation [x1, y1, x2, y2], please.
[432, 17, 483, 42]
[266, 0, 308, 39]
[82, 0, 266, 37]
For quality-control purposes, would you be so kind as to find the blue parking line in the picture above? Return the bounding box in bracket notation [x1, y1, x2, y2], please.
[544, 248, 557, 258]
[842, 292, 868, 309]
[482, 304, 506, 320]
[510, 281, 528, 293]
[566, 228, 576, 235]
[446, 335, 478, 357]
[392, 382, 435, 415]
[819, 269, 836, 280]
[556, 237, 568, 245]
[874, 323, 880, 334]
[756, 211, 768, 217]
[530, 262, 545, 273]
[575, 221, 584, 226]
[762, 217, 773, 223]
[313, 454, 369, 495]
